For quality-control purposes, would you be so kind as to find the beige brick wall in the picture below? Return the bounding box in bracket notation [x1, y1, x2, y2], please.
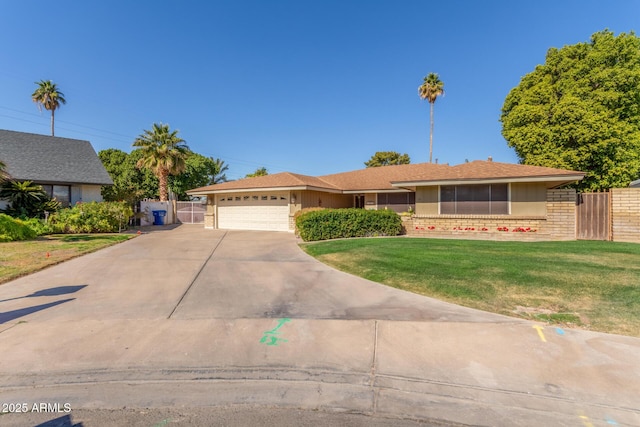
[404, 188, 577, 241]
[545, 189, 577, 241]
[611, 188, 640, 243]
[404, 215, 548, 241]
[204, 195, 215, 229]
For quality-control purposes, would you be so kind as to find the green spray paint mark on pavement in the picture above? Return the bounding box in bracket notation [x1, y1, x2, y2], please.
[260, 317, 291, 346]
[152, 419, 170, 427]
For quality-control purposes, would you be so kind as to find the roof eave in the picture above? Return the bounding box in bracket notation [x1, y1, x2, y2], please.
[10, 177, 113, 186]
[341, 188, 413, 194]
[187, 185, 342, 195]
[391, 175, 585, 187]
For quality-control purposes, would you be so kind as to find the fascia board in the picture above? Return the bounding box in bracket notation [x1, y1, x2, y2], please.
[341, 189, 413, 194]
[188, 185, 342, 195]
[391, 175, 585, 187]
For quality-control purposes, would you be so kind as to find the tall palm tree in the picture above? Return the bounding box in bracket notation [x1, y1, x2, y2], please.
[133, 123, 189, 201]
[418, 73, 445, 163]
[32, 80, 66, 137]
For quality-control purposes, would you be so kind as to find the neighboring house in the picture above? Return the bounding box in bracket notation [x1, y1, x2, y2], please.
[630, 179, 640, 188]
[188, 159, 585, 240]
[0, 129, 113, 209]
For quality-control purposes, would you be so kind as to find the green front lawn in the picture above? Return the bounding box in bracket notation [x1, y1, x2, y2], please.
[0, 234, 134, 284]
[301, 238, 640, 337]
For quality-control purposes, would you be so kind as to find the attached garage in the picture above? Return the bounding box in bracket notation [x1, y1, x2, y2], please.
[217, 191, 290, 231]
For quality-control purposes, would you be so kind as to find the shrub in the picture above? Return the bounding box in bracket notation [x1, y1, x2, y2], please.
[296, 208, 402, 242]
[19, 217, 53, 236]
[0, 180, 60, 218]
[293, 207, 326, 235]
[50, 201, 134, 233]
[0, 213, 38, 242]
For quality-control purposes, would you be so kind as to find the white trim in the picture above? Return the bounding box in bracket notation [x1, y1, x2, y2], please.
[392, 175, 584, 187]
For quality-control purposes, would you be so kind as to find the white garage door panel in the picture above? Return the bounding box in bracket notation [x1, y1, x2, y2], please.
[217, 195, 290, 231]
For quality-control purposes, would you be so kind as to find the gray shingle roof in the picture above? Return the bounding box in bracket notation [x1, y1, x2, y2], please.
[0, 129, 113, 185]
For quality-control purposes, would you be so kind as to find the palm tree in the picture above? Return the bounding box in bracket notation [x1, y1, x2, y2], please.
[418, 73, 445, 163]
[245, 167, 268, 178]
[32, 80, 67, 137]
[210, 157, 229, 184]
[0, 180, 60, 217]
[133, 123, 189, 201]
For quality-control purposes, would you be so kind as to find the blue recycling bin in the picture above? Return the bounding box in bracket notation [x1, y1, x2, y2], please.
[152, 210, 167, 225]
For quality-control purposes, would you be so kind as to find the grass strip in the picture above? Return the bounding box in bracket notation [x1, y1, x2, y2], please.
[0, 234, 134, 284]
[301, 237, 640, 337]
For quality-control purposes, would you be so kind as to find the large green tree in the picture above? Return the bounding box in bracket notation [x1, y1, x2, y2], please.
[364, 151, 411, 167]
[100, 150, 229, 202]
[418, 73, 445, 163]
[133, 123, 189, 201]
[501, 30, 640, 191]
[32, 80, 66, 137]
[99, 148, 158, 202]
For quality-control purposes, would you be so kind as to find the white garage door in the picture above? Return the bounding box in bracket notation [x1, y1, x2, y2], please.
[217, 192, 290, 231]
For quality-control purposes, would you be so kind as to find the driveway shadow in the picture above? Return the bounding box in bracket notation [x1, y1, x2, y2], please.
[0, 285, 87, 303]
[0, 299, 75, 324]
[35, 414, 83, 427]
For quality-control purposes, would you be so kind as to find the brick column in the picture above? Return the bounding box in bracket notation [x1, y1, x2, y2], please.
[545, 189, 577, 240]
[611, 188, 640, 243]
[204, 196, 215, 229]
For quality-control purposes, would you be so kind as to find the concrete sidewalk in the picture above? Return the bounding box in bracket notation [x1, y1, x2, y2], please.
[0, 226, 639, 426]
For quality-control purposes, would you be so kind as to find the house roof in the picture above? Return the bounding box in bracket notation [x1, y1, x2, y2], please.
[319, 163, 450, 192]
[392, 160, 585, 188]
[188, 172, 341, 194]
[0, 129, 113, 186]
[188, 159, 585, 195]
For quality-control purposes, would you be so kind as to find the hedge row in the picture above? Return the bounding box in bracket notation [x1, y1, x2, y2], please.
[49, 201, 133, 233]
[0, 214, 39, 242]
[295, 208, 402, 242]
[0, 202, 135, 241]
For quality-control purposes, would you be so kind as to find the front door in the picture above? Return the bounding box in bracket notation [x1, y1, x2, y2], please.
[355, 195, 364, 208]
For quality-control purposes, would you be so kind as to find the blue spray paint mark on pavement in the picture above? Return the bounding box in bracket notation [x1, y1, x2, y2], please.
[555, 327, 565, 335]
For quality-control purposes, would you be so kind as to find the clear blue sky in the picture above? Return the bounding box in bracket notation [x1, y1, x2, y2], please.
[1, 1, 637, 180]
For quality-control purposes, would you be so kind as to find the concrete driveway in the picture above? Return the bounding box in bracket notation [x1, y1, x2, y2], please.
[0, 225, 639, 426]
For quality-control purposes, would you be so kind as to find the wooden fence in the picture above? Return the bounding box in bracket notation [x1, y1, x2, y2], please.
[576, 192, 610, 240]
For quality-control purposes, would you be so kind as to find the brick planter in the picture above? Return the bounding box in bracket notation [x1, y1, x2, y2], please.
[401, 189, 577, 242]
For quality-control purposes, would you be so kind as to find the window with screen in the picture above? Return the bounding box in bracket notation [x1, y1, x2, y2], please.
[440, 184, 508, 215]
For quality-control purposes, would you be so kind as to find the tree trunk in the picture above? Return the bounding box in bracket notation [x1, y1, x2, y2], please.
[51, 109, 55, 137]
[158, 169, 168, 201]
[429, 101, 434, 163]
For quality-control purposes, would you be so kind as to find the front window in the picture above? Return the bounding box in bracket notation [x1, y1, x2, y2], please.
[440, 184, 508, 215]
[377, 192, 415, 212]
[41, 184, 70, 207]
[53, 185, 70, 207]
